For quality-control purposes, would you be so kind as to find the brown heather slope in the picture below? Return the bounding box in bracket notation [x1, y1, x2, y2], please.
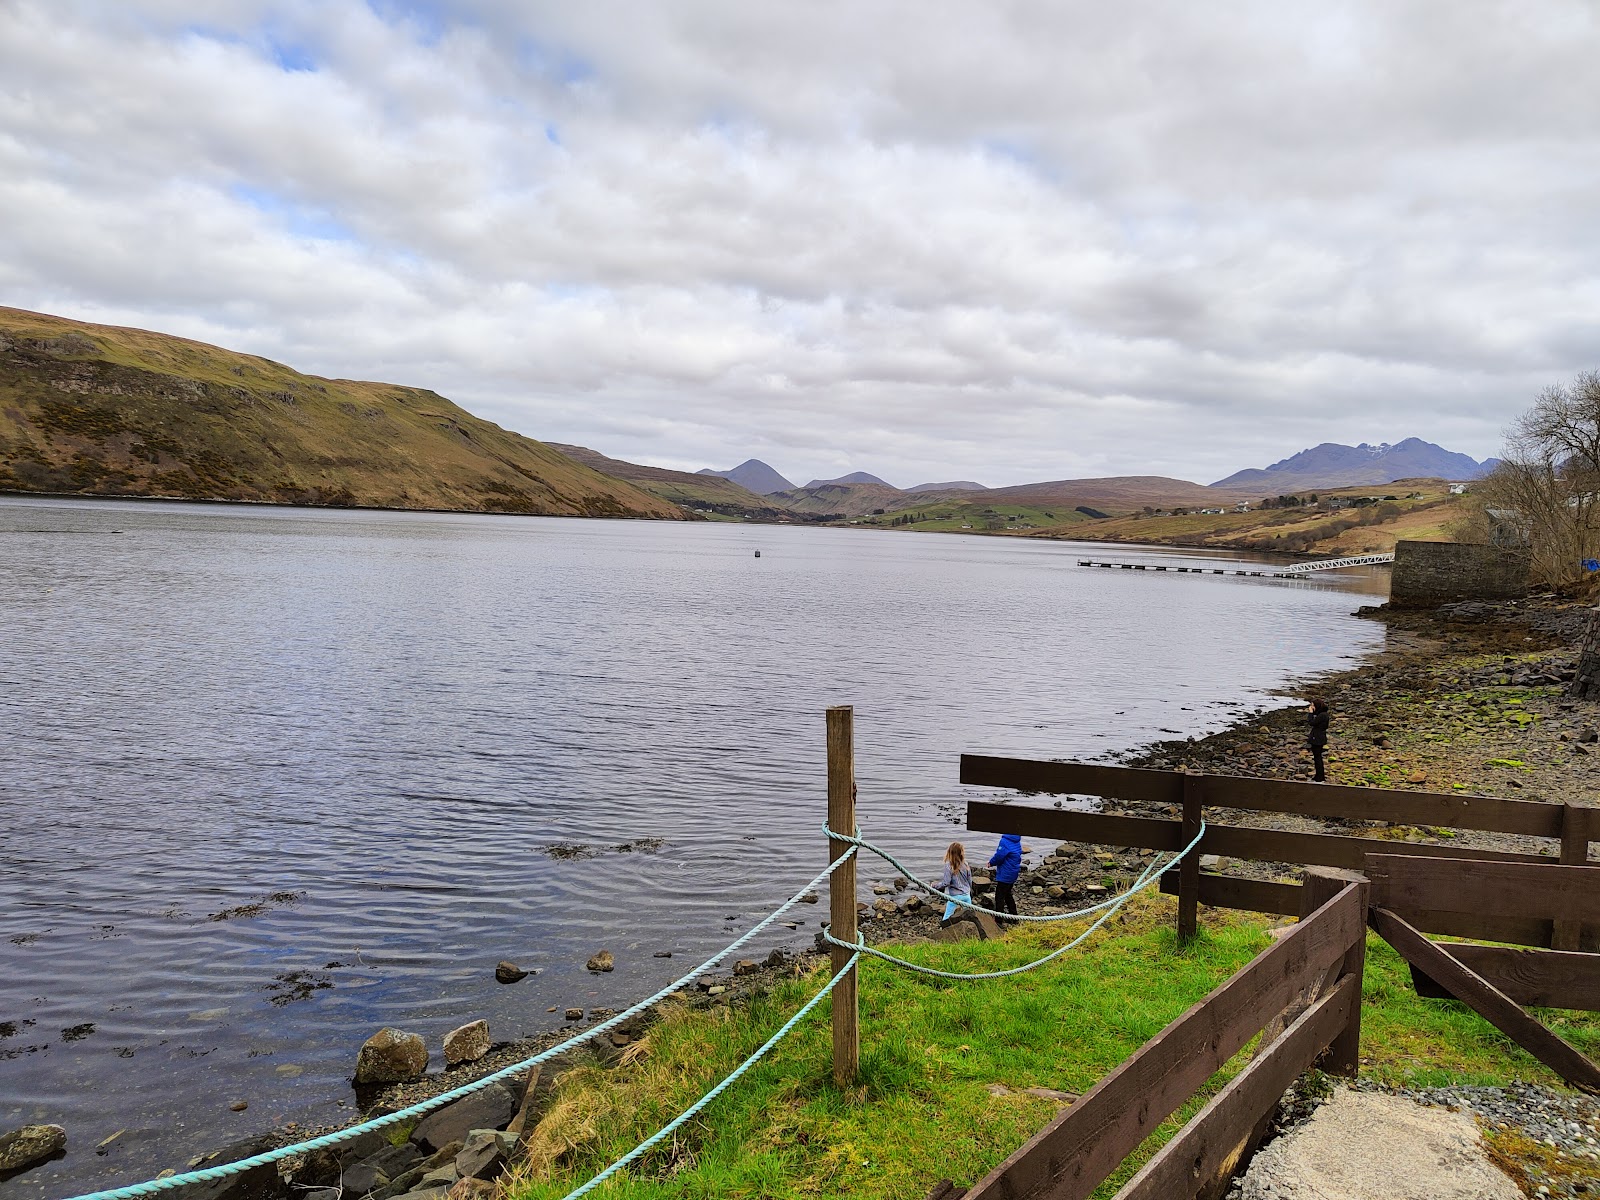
[545, 443, 788, 517]
[977, 474, 1249, 512]
[767, 480, 912, 516]
[0, 307, 684, 519]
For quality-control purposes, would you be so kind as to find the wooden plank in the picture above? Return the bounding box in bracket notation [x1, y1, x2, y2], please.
[1113, 974, 1360, 1200]
[962, 883, 1367, 1200]
[1158, 872, 1302, 917]
[1366, 854, 1600, 925]
[961, 756, 1184, 804]
[1409, 944, 1600, 1011]
[967, 801, 1181, 850]
[825, 706, 858, 1087]
[1178, 778, 1203, 942]
[959, 756, 1569, 837]
[1554, 805, 1589, 952]
[1395, 908, 1552, 950]
[1371, 907, 1600, 1094]
[969, 802, 1554, 871]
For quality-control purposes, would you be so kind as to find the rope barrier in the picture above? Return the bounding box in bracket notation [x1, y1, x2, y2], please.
[61, 849, 857, 1200]
[558, 951, 861, 1200]
[824, 818, 1206, 924]
[820, 821, 1205, 980]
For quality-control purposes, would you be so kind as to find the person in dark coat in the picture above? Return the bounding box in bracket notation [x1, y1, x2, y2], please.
[1306, 698, 1330, 782]
[987, 833, 1022, 921]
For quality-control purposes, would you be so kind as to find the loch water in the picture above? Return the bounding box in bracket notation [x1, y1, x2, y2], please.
[0, 497, 1390, 1196]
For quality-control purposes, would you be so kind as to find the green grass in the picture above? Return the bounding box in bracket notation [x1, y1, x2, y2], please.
[507, 900, 1268, 1199]
[502, 898, 1600, 1199]
[844, 500, 1091, 533]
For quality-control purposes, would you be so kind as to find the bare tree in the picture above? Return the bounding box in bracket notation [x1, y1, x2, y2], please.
[1477, 370, 1600, 589]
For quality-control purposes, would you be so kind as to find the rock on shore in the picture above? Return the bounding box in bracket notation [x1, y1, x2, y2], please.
[0, 1124, 66, 1172]
[354, 1028, 428, 1085]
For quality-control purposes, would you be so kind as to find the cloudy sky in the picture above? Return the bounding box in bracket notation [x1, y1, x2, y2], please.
[2, 1, 1597, 487]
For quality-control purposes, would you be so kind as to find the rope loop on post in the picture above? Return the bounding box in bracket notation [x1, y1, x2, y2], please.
[823, 819, 1206, 924]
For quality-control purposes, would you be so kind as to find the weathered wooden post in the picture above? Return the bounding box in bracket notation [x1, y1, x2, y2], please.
[1553, 803, 1590, 951]
[826, 705, 859, 1086]
[1177, 775, 1204, 942]
[1301, 867, 1367, 1077]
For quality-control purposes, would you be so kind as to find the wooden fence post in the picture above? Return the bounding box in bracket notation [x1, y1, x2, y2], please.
[1554, 804, 1588, 952]
[1301, 868, 1366, 1077]
[1177, 775, 1204, 942]
[826, 705, 859, 1087]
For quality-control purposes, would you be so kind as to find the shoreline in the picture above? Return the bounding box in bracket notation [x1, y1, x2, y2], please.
[18, 591, 1594, 1197]
[246, 596, 1597, 1150]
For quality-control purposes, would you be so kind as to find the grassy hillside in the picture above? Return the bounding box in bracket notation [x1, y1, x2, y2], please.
[1028, 480, 1467, 555]
[840, 499, 1094, 533]
[0, 308, 685, 519]
[546, 443, 791, 518]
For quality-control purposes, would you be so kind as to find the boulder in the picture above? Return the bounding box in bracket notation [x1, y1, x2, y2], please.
[385, 1138, 463, 1195]
[563, 1008, 583, 1021]
[447, 1180, 498, 1200]
[443, 1020, 490, 1067]
[340, 1141, 423, 1195]
[355, 1028, 428, 1085]
[0, 1124, 66, 1173]
[411, 1083, 519, 1153]
[455, 1130, 518, 1181]
[933, 922, 980, 943]
[297, 1127, 391, 1185]
[179, 1136, 285, 1200]
[493, 961, 527, 985]
[585, 950, 614, 973]
[733, 959, 760, 976]
[799, 891, 819, 903]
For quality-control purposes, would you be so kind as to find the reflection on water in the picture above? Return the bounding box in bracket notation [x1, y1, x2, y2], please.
[0, 498, 1387, 1195]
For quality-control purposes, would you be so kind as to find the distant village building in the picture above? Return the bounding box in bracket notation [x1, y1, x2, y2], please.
[1449, 483, 1468, 495]
[1234, 502, 1251, 513]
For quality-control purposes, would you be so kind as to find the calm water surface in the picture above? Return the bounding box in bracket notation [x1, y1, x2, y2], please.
[0, 498, 1388, 1196]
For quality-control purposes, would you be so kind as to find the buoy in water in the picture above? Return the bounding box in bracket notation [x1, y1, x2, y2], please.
[754, 550, 761, 558]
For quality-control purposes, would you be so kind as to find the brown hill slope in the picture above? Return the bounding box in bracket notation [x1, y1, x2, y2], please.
[0, 308, 683, 518]
[769, 481, 910, 517]
[546, 443, 785, 516]
[977, 475, 1245, 512]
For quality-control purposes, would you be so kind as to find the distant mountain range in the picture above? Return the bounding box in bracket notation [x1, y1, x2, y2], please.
[1212, 439, 1497, 491]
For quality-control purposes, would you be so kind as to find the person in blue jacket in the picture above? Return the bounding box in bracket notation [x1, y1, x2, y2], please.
[988, 833, 1022, 921]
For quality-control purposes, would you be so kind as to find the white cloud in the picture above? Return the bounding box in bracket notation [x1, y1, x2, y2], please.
[2, 0, 1597, 486]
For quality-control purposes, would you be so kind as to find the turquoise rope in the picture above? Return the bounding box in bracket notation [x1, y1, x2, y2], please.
[821, 820, 1206, 979]
[824, 819, 1205, 923]
[60, 849, 855, 1200]
[558, 951, 860, 1199]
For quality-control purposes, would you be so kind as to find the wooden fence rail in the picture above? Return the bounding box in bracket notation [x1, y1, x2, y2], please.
[962, 756, 1599, 949]
[955, 874, 1368, 1200]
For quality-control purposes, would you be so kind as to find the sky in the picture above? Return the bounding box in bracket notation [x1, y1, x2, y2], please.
[2, 1, 1597, 488]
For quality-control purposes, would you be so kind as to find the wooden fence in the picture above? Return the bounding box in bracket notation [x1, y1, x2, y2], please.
[961, 756, 1600, 950]
[943, 871, 1369, 1200]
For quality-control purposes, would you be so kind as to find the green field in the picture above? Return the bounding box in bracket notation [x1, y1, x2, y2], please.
[841, 500, 1094, 533]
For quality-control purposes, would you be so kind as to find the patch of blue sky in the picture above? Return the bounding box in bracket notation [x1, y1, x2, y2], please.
[267, 35, 317, 73]
[979, 137, 1061, 184]
[514, 34, 596, 86]
[546, 124, 561, 146]
[229, 183, 357, 244]
[366, 0, 452, 46]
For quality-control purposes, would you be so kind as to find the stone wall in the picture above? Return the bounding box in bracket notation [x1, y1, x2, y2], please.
[1389, 540, 1529, 607]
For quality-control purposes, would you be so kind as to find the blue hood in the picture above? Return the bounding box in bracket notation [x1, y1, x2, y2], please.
[989, 834, 1023, 882]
